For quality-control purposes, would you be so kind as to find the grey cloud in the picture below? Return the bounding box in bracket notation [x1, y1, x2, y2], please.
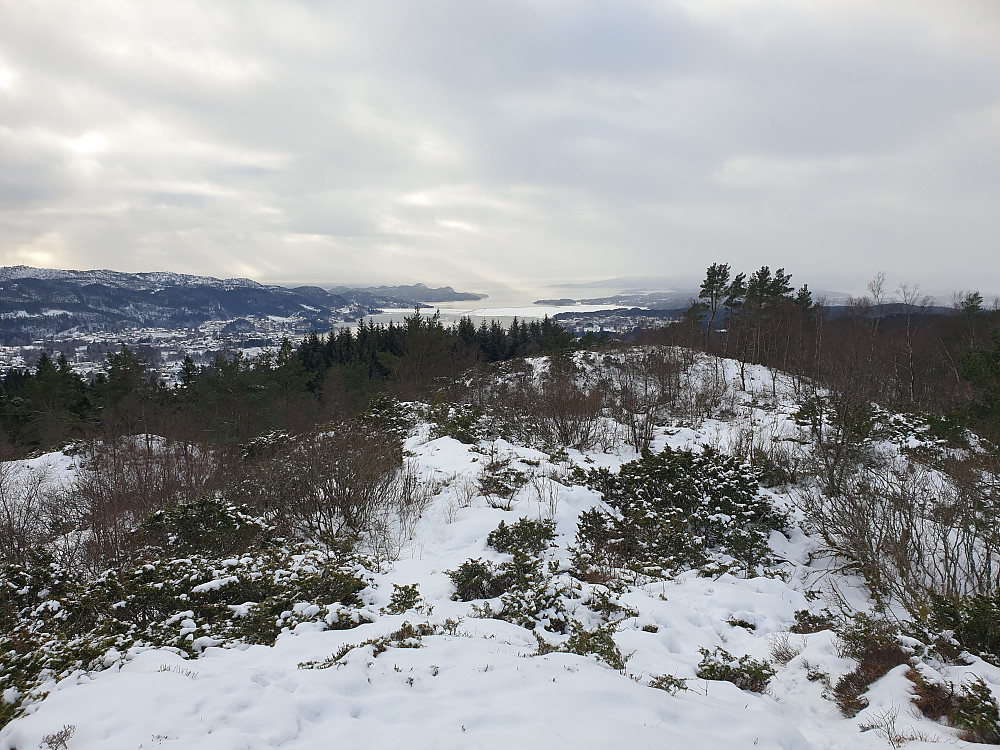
[0, 1, 998, 296]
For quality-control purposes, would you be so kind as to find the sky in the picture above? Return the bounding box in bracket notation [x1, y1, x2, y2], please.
[1, 1, 998, 300]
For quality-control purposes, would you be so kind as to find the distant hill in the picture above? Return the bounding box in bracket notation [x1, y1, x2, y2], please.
[328, 283, 486, 304]
[0, 266, 424, 341]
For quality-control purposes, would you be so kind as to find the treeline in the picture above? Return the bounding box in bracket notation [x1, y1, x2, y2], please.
[0, 312, 583, 454]
[651, 263, 1000, 449]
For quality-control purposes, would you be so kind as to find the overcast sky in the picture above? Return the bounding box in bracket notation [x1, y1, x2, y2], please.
[1, 1, 998, 298]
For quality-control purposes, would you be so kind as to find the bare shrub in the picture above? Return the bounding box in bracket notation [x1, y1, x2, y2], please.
[799, 453, 1000, 610]
[531, 474, 561, 520]
[0, 460, 54, 565]
[797, 391, 878, 498]
[284, 422, 405, 539]
[767, 631, 804, 665]
[595, 417, 622, 453]
[676, 361, 731, 424]
[229, 420, 428, 559]
[858, 706, 920, 749]
[39, 724, 76, 750]
[609, 347, 685, 452]
[362, 460, 436, 563]
[534, 355, 605, 450]
[727, 411, 803, 487]
[453, 475, 479, 508]
[72, 434, 222, 571]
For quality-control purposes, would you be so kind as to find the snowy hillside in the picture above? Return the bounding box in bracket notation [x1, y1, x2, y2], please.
[3, 354, 1000, 749]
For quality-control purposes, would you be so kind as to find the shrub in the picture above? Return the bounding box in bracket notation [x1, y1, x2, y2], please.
[926, 591, 1000, 666]
[907, 667, 958, 722]
[490, 556, 570, 633]
[574, 446, 787, 580]
[425, 402, 493, 444]
[40, 724, 76, 750]
[649, 673, 688, 694]
[299, 621, 441, 670]
[799, 452, 1000, 612]
[951, 677, 1000, 744]
[232, 421, 412, 544]
[696, 647, 775, 693]
[448, 559, 511, 601]
[358, 395, 416, 439]
[832, 615, 910, 716]
[563, 623, 628, 671]
[533, 356, 606, 450]
[450, 551, 571, 633]
[790, 608, 836, 635]
[0, 503, 371, 727]
[535, 623, 627, 671]
[907, 669, 1000, 743]
[381, 583, 426, 615]
[487, 518, 556, 556]
[72, 435, 223, 570]
[477, 453, 528, 511]
[0, 460, 54, 566]
[138, 497, 271, 558]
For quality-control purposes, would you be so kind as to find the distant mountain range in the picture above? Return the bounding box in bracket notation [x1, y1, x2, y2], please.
[328, 283, 486, 305]
[0, 266, 483, 343]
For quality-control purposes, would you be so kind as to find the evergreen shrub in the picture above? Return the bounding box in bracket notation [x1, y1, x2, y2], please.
[487, 518, 556, 555]
[696, 647, 775, 693]
[573, 446, 787, 580]
[0, 500, 370, 727]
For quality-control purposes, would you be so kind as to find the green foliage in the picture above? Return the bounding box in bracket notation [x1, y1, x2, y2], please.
[425, 402, 493, 444]
[299, 621, 440, 670]
[951, 677, 1000, 744]
[358, 396, 416, 439]
[925, 592, 1000, 666]
[534, 622, 627, 671]
[0, 504, 371, 726]
[960, 332, 1000, 448]
[908, 668, 1000, 743]
[790, 608, 837, 635]
[696, 647, 775, 693]
[832, 614, 909, 716]
[449, 547, 573, 634]
[138, 497, 272, 558]
[488, 553, 570, 633]
[563, 623, 628, 670]
[476, 456, 529, 509]
[448, 559, 512, 602]
[837, 613, 903, 661]
[649, 673, 689, 694]
[574, 446, 787, 580]
[381, 584, 426, 615]
[487, 518, 556, 556]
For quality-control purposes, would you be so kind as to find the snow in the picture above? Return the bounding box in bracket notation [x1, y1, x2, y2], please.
[1, 354, 995, 749]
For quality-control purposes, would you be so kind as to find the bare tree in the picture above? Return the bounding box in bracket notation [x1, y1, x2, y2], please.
[895, 282, 933, 404]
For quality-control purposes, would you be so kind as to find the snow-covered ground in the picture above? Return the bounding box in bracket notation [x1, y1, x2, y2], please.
[2, 357, 997, 749]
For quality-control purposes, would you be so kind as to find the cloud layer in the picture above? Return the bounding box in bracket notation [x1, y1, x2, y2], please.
[1, 0, 998, 296]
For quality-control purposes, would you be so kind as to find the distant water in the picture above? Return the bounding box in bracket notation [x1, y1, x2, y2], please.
[364, 301, 622, 328]
[360, 279, 682, 327]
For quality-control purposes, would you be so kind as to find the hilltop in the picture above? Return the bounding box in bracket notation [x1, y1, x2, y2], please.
[3, 352, 1000, 749]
